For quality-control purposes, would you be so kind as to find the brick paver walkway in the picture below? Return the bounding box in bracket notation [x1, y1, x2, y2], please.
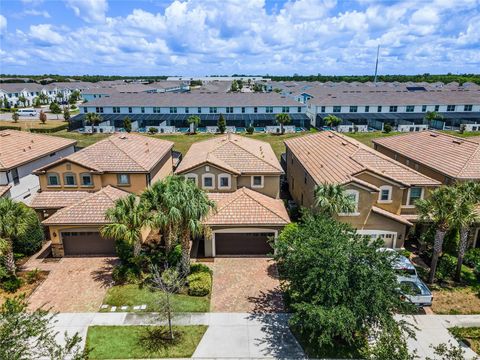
[24, 254, 117, 312]
[210, 257, 284, 313]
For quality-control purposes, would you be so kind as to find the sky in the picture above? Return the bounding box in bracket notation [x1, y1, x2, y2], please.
[0, 0, 479, 76]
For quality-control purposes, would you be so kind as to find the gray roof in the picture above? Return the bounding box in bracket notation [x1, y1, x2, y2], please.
[80, 92, 304, 107]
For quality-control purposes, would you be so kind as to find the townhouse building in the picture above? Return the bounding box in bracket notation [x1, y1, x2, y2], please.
[284, 131, 441, 248]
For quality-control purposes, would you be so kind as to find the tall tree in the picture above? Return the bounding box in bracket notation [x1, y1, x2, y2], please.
[187, 115, 200, 134]
[102, 194, 151, 257]
[416, 186, 457, 284]
[217, 114, 226, 134]
[324, 114, 342, 129]
[314, 183, 356, 217]
[11, 112, 19, 123]
[38, 93, 48, 105]
[49, 102, 62, 119]
[452, 182, 480, 281]
[63, 107, 70, 123]
[123, 116, 132, 133]
[275, 113, 291, 134]
[18, 95, 27, 108]
[84, 112, 103, 133]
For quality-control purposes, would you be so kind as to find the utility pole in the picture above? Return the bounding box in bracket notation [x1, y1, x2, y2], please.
[374, 45, 380, 85]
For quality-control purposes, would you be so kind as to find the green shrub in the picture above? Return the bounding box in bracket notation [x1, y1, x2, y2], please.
[187, 272, 211, 296]
[436, 254, 457, 281]
[26, 269, 41, 284]
[474, 264, 480, 281]
[246, 125, 254, 134]
[167, 245, 182, 267]
[0, 266, 8, 281]
[30, 123, 69, 133]
[190, 263, 212, 275]
[0, 125, 21, 131]
[1, 277, 23, 293]
[148, 127, 158, 134]
[112, 264, 140, 284]
[464, 248, 480, 268]
[397, 249, 412, 258]
[13, 213, 44, 256]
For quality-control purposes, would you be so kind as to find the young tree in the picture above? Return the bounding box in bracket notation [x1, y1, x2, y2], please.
[416, 186, 458, 284]
[150, 263, 187, 340]
[38, 93, 48, 105]
[275, 113, 291, 134]
[123, 116, 132, 133]
[217, 114, 226, 134]
[230, 80, 239, 92]
[39, 110, 47, 124]
[33, 97, 41, 108]
[148, 127, 158, 134]
[383, 123, 393, 133]
[0, 296, 88, 360]
[11, 112, 19, 123]
[18, 95, 27, 108]
[314, 183, 356, 217]
[187, 115, 200, 134]
[85, 112, 103, 133]
[63, 107, 70, 123]
[49, 102, 62, 119]
[3, 96, 9, 109]
[323, 114, 342, 129]
[424, 111, 444, 124]
[274, 212, 414, 351]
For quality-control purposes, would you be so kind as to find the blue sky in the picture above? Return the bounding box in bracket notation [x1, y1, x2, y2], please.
[0, 0, 479, 76]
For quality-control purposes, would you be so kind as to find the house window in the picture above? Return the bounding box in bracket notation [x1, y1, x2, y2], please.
[226, 107, 233, 113]
[83, 107, 88, 113]
[169, 107, 177, 114]
[117, 174, 130, 185]
[153, 107, 161, 113]
[434, 105, 440, 111]
[365, 106, 370, 113]
[63, 173, 77, 186]
[408, 187, 423, 205]
[406, 105, 414, 112]
[47, 173, 60, 186]
[202, 174, 214, 189]
[389, 106, 398, 112]
[141, 107, 145, 113]
[209, 107, 217, 114]
[340, 189, 359, 215]
[349, 106, 358, 113]
[198, 107, 202, 114]
[218, 174, 231, 189]
[378, 185, 392, 203]
[464, 105, 473, 111]
[241, 107, 245, 113]
[297, 106, 302, 113]
[377, 106, 382, 112]
[266, 106, 273, 113]
[95, 107, 103, 113]
[447, 105, 456, 112]
[282, 106, 290, 113]
[251, 175, 264, 188]
[128, 107, 132, 113]
[333, 106, 341, 113]
[254, 107, 258, 113]
[113, 107, 120, 113]
[10, 168, 19, 185]
[185, 107, 189, 114]
[321, 106, 326, 112]
[184, 173, 198, 185]
[80, 173, 93, 187]
[422, 105, 427, 112]
[304, 172, 307, 184]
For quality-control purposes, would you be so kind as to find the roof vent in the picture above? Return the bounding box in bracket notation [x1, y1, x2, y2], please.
[429, 133, 439, 137]
[0, 133, 10, 137]
[119, 134, 127, 139]
[453, 139, 463, 145]
[341, 141, 348, 146]
[328, 134, 334, 138]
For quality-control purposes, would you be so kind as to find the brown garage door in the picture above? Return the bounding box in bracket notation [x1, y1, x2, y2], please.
[215, 233, 274, 255]
[61, 231, 115, 256]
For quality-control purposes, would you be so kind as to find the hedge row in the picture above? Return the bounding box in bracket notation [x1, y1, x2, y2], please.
[0, 125, 21, 131]
[29, 123, 69, 133]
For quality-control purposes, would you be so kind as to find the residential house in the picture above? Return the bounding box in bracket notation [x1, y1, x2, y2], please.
[176, 133, 289, 256]
[284, 131, 441, 248]
[0, 130, 76, 203]
[373, 131, 480, 248]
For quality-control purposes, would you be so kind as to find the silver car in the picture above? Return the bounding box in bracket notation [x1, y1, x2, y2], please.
[398, 276, 433, 307]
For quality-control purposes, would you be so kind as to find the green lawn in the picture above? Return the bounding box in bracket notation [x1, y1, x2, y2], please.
[449, 327, 480, 354]
[343, 131, 400, 147]
[86, 325, 207, 359]
[102, 284, 210, 312]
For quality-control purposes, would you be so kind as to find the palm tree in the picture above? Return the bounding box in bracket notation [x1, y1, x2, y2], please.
[324, 114, 342, 130]
[416, 186, 457, 284]
[38, 93, 48, 105]
[101, 194, 151, 257]
[18, 95, 27, 108]
[275, 113, 291, 134]
[313, 183, 356, 217]
[424, 111, 444, 124]
[452, 182, 480, 281]
[0, 198, 39, 276]
[187, 115, 200, 134]
[85, 112, 103, 133]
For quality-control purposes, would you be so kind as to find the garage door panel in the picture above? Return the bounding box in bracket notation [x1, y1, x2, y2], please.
[62, 231, 116, 256]
[215, 233, 273, 255]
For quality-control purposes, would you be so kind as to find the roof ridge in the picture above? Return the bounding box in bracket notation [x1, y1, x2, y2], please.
[214, 188, 246, 212]
[458, 144, 480, 177]
[221, 139, 281, 172]
[241, 187, 289, 222]
[44, 189, 100, 223]
[108, 136, 149, 171]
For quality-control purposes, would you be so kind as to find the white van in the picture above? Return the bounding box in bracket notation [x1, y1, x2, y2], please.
[17, 109, 37, 117]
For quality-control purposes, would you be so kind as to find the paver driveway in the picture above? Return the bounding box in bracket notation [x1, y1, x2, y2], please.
[24, 256, 117, 312]
[210, 257, 284, 313]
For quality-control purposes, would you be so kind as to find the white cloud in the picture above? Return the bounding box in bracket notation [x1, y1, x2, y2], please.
[23, 9, 51, 18]
[0, 15, 6, 34]
[29, 24, 64, 45]
[65, 0, 108, 23]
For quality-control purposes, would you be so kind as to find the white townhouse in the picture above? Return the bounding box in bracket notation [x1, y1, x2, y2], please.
[0, 130, 76, 203]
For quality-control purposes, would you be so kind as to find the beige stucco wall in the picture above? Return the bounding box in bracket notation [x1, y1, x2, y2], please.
[150, 152, 174, 185]
[285, 147, 316, 208]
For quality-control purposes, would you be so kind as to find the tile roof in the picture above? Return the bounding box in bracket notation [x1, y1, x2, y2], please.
[42, 186, 129, 225]
[373, 131, 480, 180]
[30, 191, 91, 209]
[36, 133, 173, 173]
[176, 134, 283, 175]
[285, 131, 440, 187]
[205, 187, 290, 226]
[0, 130, 76, 171]
[371, 206, 413, 226]
[0, 185, 11, 197]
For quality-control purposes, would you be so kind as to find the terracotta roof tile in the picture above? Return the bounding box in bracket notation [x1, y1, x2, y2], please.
[205, 187, 290, 226]
[176, 134, 283, 175]
[37, 133, 173, 173]
[42, 186, 129, 225]
[30, 191, 91, 209]
[371, 206, 413, 226]
[0, 185, 11, 197]
[285, 131, 440, 187]
[0, 130, 76, 170]
[373, 131, 480, 180]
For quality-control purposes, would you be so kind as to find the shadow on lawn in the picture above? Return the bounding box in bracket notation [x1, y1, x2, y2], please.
[139, 327, 183, 352]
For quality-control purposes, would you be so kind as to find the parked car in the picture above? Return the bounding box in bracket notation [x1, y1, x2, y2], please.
[17, 109, 37, 117]
[397, 276, 433, 307]
[378, 248, 418, 278]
